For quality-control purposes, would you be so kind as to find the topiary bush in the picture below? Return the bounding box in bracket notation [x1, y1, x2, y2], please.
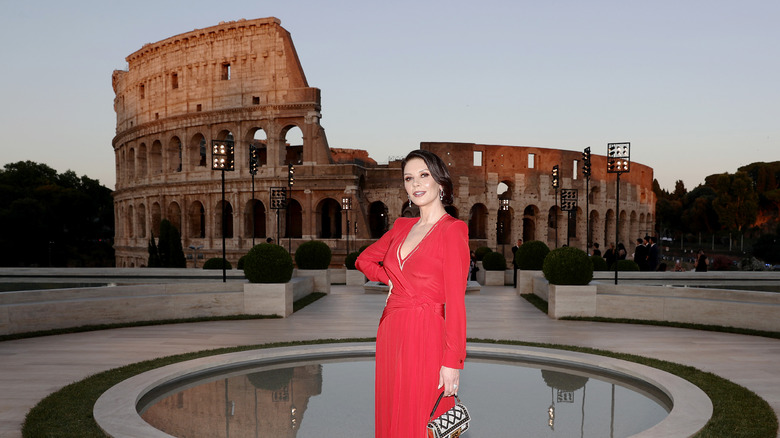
[344, 251, 360, 270]
[237, 254, 248, 270]
[202, 257, 232, 270]
[243, 243, 294, 283]
[481, 251, 507, 271]
[542, 247, 593, 285]
[614, 259, 640, 271]
[294, 240, 332, 269]
[515, 240, 550, 270]
[590, 255, 608, 271]
[474, 246, 492, 261]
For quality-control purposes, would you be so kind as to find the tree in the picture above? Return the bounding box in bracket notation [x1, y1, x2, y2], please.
[158, 219, 186, 267]
[148, 233, 162, 267]
[712, 172, 759, 233]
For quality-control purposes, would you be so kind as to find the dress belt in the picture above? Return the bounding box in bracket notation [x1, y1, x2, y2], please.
[381, 293, 445, 323]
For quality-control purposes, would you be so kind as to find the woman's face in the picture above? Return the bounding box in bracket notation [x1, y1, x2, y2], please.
[403, 157, 442, 208]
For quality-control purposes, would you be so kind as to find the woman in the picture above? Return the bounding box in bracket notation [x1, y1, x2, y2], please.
[694, 250, 708, 272]
[356, 149, 469, 437]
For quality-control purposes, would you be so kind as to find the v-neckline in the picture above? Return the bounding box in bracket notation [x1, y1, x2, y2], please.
[397, 215, 446, 269]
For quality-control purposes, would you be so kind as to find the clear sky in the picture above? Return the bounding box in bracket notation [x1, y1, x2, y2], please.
[1, 0, 777, 191]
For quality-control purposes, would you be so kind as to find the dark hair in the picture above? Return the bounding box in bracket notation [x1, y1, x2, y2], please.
[401, 149, 454, 205]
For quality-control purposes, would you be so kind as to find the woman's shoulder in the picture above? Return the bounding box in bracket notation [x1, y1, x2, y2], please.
[441, 215, 467, 233]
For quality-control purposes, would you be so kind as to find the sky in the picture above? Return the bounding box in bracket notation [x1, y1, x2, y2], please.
[1, 0, 778, 191]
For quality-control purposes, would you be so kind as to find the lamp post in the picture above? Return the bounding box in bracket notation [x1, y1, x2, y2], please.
[582, 147, 591, 252]
[342, 197, 352, 254]
[551, 165, 560, 248]
[270, 187, 287, 246]
[249, 144, 258, 247]
[287, 163, 294, 253]
[500, 198, 510, 257]
[607, 142, 630, 285]
[560, 189, 578, 247]
[188, 245, 203, 268]
[212, 138, 235, 283]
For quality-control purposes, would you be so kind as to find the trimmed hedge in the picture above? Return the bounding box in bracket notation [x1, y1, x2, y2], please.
[482, 251, 507, 271]
[237, 255, 247, 270]
[345, 251, 359, 270]
[590, 255, 608, 271]
[294, 240, 332, 269]
[543, 247, 593, 285]
[614, 259, 641, 271]
[515, 240, 550, 270]
[474, 246, 492, 261]
[243, 243, 294, 283]
[202, 257, 232, 270]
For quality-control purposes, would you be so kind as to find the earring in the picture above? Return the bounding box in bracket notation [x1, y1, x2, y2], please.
[408, 197, 412, 208]
[439, 189, 444, 201]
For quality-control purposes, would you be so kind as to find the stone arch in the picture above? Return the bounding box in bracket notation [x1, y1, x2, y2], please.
[604, 209, 616, 247]
[167, 136, 182, 173]
[468, 203, 488, 239]
[137, 203, 147, 238]
[188, 201, 206, 238]
[369, 201, 389, 238]
[137, 143, 147, 178]
[589, 210, 601, 248]
[216, 200, 234, 238]
[150, 140, 163, 176]
[127, 204, 135, 238]
[281, 125, 304, 166]
[630, 210, 639, 243]
[167, 201, 182, 234]
[127, 147, 136, 181]
[151, 202, 162, 237]
[522, 205, 539, 243]
[619, 210, 629, 246]
[245, 127, 268, 169]
[285, 199, 303, 238]
[189, 133, 207, 169]
[316, 197, 342, 239]
[244, 199, 266, 240]
[497, 206, 513, 245]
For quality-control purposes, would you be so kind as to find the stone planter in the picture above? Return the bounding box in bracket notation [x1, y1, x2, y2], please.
[517, 270, 542, 295]
[346, 269, 366, 286]
[484, 270, 505, 286]
[243, 277, 313, 318]
[476, 261, 485, 284]
[548, 284, 597, 319]
[329, 268, 346, 285]
[295, 269, 331, 294]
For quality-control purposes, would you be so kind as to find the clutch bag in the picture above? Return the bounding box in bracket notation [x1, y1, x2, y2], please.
[427, 391, 471, 438]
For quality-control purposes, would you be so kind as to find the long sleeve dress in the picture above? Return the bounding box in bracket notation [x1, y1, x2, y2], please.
[356, 214, 469, 438]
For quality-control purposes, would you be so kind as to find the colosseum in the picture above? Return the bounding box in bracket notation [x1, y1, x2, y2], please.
[111, 17, 655, 267]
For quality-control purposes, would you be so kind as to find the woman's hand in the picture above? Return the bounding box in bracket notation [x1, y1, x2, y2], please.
[438, 366, 460, 397]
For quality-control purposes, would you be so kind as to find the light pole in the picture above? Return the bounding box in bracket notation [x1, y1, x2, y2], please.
[188, 245, 203, 268]
[552, 165, 560, 248]
[212, 138, 235, 283]
[500, 198, 510, 257]
[287, 163, 294, 253]
[560, 189, 578, 247]
[270, 187, 287, 246]
[607, 142, 630, 285]
[342, 197, 352, 254]
[249, 144, 258, 247]
[582, 147, 591, 252]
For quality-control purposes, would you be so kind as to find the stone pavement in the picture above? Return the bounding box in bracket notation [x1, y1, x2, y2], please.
[0, 285, 778, 438]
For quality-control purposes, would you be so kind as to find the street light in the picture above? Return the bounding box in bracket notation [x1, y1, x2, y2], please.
[560, 189, 578, 247]
[500, 198, 510, 256]
[582, 147, 591, 252]
[552, 165, 560, 248]
[212, 138, 234, 283]
[607, 142, 631, 284]
[287, 163, 294, 252]
[249, 144, 258, 246]
[342, 197, 352, 254]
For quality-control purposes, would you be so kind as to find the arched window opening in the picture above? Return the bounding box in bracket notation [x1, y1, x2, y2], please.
[217, 201, 234, 238]
[369, 201, 389, 238]
[167, 202, 182, 235]
[137, 204, 147, 238]
[523, 205, 537, 243]
[468, 204, 488, 239]
[167, 137, 182, 172]
[150, 141, 162, 175]
[127, 205, 135, 238]
[244, 199, 266, 240]
[188, 201, 205, 239]
[317, 198, 342, 239]
[151, 203, 162, 237]
[189, 134, 206, 168]
[137, 143, 148, 178]
[251, 128, 268, 168]
[285, 199, 303, 238]
[283, 126, 303, 165]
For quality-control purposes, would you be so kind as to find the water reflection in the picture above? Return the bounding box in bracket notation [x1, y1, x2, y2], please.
[141, 359, 668, 437]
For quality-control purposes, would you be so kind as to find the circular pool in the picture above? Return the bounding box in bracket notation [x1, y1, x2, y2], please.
[95, 343, 712, 437]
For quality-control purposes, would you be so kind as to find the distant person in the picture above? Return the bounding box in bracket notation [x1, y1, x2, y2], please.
[266, 237, 274, 244]
[646, 236, 660, 271]
[604, 243, 616, 268]
[634, 238, 648, 271]
[591, 242, 601, 257]
[694, 250, 708, 272]
[469, 250, 478, 281]
[674, 259, 685, 272]
[616, 243, 627, 260]
[511, 238, 522, 287]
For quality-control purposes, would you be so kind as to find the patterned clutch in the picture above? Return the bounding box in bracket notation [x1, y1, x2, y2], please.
[427, 391, 471, 438]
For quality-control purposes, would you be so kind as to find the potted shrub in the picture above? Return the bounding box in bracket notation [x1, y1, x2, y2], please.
[344, 251, 366, 286]
[514, 240, 550, 295]
[242, 243, 299, 317]
[237, 254, 248, 270]
[590, 255, 608, 271]
[481, 251, 508, 285]
[614, 259, 640, 271]
[202, 257, 232, 270]
[294, 240, 332, 293]
[542, 247, 596, 319]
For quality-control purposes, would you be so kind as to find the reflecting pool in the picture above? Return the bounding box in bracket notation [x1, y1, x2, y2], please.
[140, 355, 668, 437]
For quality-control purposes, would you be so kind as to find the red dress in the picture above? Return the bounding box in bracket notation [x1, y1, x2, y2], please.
[356, 215, 469, 438]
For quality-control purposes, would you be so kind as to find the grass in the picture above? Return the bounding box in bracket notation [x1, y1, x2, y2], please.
[21, 337, 777, 437]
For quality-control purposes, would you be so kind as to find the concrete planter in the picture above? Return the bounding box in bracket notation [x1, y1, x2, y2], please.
[484, 270, 505, 286]
[476, 261, 485, 284]
[346, 269, 366, 286]
[243, 277, 313, 318]
[517, 270, 543, 295]
[329, 268, 346, 285]
[548, 284, 597, 319]
[295, 269, 331, 294]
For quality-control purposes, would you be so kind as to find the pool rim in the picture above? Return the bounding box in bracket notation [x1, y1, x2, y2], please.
[94, 342, 712, 438]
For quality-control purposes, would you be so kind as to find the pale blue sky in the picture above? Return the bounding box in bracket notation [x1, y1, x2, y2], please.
[1, 0, 777, 191]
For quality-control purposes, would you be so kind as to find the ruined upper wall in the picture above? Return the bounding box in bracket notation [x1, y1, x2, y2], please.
[112, 17, 317, 134]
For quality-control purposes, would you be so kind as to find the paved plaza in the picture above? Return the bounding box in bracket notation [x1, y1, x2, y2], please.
[0, 285, 778, 437]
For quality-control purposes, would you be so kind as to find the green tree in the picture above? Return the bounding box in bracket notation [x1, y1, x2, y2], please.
[148, 233, 162, 267]
[158, 219, 186, 267]
[681, 186, 718, 234]
[712, 172, 759, 233]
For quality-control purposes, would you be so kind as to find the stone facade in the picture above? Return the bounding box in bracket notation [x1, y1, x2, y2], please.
[111, 17, 655, 267]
